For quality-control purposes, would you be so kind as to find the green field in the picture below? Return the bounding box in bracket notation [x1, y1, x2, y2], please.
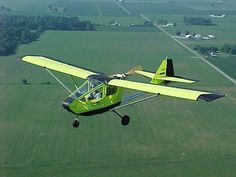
[158, 14, 236, 79]
[0, 0, 236, 177]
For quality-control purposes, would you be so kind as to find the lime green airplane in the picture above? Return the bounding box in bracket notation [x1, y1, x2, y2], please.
[21, 56, 225, 128]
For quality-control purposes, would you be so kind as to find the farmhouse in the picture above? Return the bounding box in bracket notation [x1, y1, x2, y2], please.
[209, 14, 226, 18]
[117, 0, 125, 3]
[108, 21, 120, 26]
[210, 52, 218, 57]
[208, 34, 216, 39]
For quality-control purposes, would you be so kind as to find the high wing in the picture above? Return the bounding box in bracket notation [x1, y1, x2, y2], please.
[21, 55, 98, 79]
[108, 79, 225, 102]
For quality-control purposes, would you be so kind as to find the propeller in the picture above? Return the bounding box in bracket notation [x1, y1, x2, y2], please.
[126, 65, 143, 75]
[112, 66, 143, 79]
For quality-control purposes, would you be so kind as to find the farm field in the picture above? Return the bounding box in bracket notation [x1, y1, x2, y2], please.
[154, 13, 236, 79]
[1, 30, 236, 177]
[0, 0, 236, 177]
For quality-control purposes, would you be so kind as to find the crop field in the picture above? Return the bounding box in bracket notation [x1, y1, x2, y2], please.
[53, 1, 127, 16]
[157, 14, 236, 79]
[0, 0, 236, 177]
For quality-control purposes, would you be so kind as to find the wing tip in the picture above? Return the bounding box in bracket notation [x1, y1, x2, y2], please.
[197, 93, 225, 102]
[17, 56, 25, 61]
[19, 55, 33, 62]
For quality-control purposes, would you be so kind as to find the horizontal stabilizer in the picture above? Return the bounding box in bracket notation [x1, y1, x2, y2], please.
[135, 70, 196, 84]
[135, 70, 155, 78]
[157, 76, 197, 83]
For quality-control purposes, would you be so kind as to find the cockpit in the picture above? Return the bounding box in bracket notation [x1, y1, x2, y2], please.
[62, 75, 120, 115]
[70, 78, 104, 100]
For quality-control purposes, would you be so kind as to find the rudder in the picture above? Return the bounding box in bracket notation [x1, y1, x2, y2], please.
[151, 59, 174, 84]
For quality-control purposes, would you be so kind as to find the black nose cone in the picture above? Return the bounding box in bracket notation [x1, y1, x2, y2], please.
[62, 97, 75, 113]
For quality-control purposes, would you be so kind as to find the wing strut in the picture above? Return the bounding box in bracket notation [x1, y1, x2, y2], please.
[45, 68, 72, 93]
[71, 76, 79, 89]
[111, 94, 158, 111]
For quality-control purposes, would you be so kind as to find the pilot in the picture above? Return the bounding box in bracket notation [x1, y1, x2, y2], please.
[91, 90, 102, 99]
[88, 81, 102, 100]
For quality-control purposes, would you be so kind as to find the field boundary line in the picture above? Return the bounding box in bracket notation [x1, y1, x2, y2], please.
[139, 14, 236, 85]
[114, 1, 131, 14]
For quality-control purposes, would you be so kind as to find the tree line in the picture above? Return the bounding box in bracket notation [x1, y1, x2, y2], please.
[194, 44, 236, 55]
[183, 16, 213, 26]
[0, 15, 95, 56]
[194, 45, 218, 55]
[221, 44, 236, 55]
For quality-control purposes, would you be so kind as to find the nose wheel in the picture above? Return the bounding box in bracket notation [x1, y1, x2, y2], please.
[72, 118, 80, 128]
[113, 110, 130, 126]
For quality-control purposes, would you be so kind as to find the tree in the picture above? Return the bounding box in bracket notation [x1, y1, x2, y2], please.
[157, 19, 167, 25]
[194, 45, 218, 55]
[230, 46, 236, 55]
[221, 44, 231, 53]
[183, 16, 213, 26]
[144, 21, 154, 27]
[0, 15, 95, 56]
[176, 31, 181, 36]
[22, 79, 28, 84]
[185, 31, 190, 35]
[48, 5, 52, 11]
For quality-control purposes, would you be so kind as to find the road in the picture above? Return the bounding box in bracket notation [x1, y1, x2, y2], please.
[115, 2, 236, 85]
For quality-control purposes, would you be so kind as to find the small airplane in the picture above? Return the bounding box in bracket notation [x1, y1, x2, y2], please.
[21, 56, 225, 128]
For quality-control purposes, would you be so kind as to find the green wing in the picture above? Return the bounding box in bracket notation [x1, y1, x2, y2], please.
[108, 79, 224, 102]
[21, 55, 98, 79]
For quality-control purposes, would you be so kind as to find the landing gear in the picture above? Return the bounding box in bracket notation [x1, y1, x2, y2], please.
[72, 118, 80, 128]
[113, 110, 130, 126]
[121, 115, 130, 126]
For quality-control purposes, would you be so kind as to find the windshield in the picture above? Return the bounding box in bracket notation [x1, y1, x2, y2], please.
[70, 79, 103, 99]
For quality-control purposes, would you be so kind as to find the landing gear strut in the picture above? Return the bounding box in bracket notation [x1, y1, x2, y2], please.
[113, 110, 130, 126]
[73, 117, 80, 128]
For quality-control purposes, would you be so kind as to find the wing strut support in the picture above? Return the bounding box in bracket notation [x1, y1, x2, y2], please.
[111, 94, 159, 111]
[45, 68, 72, 93]
[71, 76, 78, 89]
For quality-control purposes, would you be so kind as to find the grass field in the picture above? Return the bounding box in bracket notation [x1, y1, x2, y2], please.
[1, 30, 236, 177]
[0, 0, 236, 177]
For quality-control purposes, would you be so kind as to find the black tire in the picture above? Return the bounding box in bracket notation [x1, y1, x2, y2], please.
[121, 115, 130, 126]
[73, 118, 80, 128]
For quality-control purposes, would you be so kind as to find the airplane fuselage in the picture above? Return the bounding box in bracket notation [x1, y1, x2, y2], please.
[62, 75, 124, 116]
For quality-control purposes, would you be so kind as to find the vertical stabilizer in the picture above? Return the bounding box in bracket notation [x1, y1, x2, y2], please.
[151, 59, 174, 84]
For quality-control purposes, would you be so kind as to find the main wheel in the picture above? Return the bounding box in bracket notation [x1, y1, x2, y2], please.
[121, 115, 130, 126]
[73, 118, 80, 128]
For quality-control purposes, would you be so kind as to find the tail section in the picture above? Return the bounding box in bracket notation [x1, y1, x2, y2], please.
[151, 59, 174, 84]
[135, 58, 197, 85]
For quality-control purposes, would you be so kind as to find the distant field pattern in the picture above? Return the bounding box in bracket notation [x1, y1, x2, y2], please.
[54, 1, 127, 16]
[0, 0, 236, 177]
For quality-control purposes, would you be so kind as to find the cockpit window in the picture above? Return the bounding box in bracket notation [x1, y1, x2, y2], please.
[89, 79, 102, 90]
[70, 79, 103, 99]
[70, 81, 89, 99]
